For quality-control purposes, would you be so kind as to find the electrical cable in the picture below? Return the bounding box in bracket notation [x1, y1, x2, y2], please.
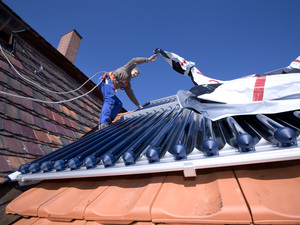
[0, 44, 104, 94]
[0, 44, 106, 104]
[0, 78, 104, 104]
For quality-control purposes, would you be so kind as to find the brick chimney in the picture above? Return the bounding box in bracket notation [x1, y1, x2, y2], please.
[57, 29, 82, 64]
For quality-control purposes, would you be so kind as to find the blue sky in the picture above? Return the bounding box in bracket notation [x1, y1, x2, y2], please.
[3, 0, 300, 110]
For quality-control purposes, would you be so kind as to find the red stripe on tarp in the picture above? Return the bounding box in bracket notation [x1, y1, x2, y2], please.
[196, 71, 204, 76]
[293, 59, 300, 63]
[209, 79, 220, 84]
[253, 76, 266, 101]
[180, 60, 186, 67]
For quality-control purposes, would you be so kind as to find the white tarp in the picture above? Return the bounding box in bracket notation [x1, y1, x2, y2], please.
[155, 48, 300, 120]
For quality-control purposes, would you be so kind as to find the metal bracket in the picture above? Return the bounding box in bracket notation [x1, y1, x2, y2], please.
[183, 162, 196, 177]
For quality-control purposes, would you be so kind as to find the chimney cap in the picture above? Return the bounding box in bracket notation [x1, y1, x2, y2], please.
[62, 29, 83, 40]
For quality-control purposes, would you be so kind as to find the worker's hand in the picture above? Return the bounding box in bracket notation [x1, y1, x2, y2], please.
[137, 105, 143, 109]
[148, 54, 158, 62]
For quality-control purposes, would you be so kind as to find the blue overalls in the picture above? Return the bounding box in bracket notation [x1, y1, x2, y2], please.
[98, 74, 122, 125]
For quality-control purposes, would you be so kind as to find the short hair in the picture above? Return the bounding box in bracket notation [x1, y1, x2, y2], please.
[133, 68, 140, 74]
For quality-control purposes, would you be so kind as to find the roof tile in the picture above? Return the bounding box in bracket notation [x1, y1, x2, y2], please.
[4, 103, 19, 120]
[14, 218, 93, 225]
[33, 116, 46, 129]
[32, 102, 46, 117]
[6, 156, 23, 171]
[69, 119, 80, 131]
[33, 130, 50, 143]
[62, 126, 76, 139]
[84, 174, 166, 224]
[69, 110, 78, 120]
[6, 181, 70, 217]
[19, 110, 34, 125]
[40, 144, 54, 155]
[6, 53, 23, 69]
[52, 111, 65, 125]
[54, 125, 70, 137]
[7, 90, 22, 105]
[21, 84, 33, 98]
[0, 155, 11, 172]
[234, 160, 300, 224]
[48, 134, 63, 146]
[151, 169, 251, 224]
[37, 177, 118, 221]
[10, 218, 39, 225]
[0, 59, 9, 72]
[45, 108, 55, 121]
[61, 105, 71, 116]
[19, 124, 37, 140]
[3, 120, 20, 135]
[43, 120, 58, 134]
[3, 136, 24, 153]
[61, 116, 73, 128]
[23, 141, 44, 156]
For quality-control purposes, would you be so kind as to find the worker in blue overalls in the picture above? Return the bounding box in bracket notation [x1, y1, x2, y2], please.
[98, 54, 158, 130]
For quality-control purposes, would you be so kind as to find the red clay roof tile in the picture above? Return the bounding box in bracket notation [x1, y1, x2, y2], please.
[61, 105, 71, 116]
[54, 125, 71, 137]
[23, 141, 44, 156]
[21, 84, 33, 98]
[6, 181, 71, 217]
[6, 54, 23, 69]
[69, 119, 80, 130]
[234, 160, 300, 224]
[69, 110, 78, 120]
[48, 134, 63, 146]
[11, 217, 39, 225]
[0, 155, 11, 172]
[61, 116, 73, 128]
[32, 102, 46, 117]
[43, 120, 59, 134]
[19, 110, 34, 125]
[45, 108, 55, 121]
[3, 120, 20, 134]
[0, 59, 9, 72]
[33, 116, 47, 129]
[151, 169, 251, 224]
[19, 124, 37, 140]
[37, 177, 118, 221]
[52, 111, 65, 125]
[7, 90, 22, 105]
[85, 174, 166, 224]
[6, 156, 23, 171]
[3, 136, 24, 153]
[6, 161, 300, 224]
[33, 130, 51, 143]
[4, 103, 19, 120]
